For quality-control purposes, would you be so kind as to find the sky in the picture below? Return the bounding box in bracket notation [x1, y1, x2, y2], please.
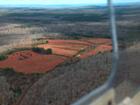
[0, 0, 140, 5]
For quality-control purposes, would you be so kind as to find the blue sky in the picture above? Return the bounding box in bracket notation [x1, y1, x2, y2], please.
[0, 0, 140, 5]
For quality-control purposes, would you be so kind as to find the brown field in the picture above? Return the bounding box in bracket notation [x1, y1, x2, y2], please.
[79, 45, 112, 59]
[0, 38, 112, 74]
[42, 44, 86, 51]
[38, 44, 79, 57]
[48, 39, 92, 46]
[0, 50, 67, 73]
[83, 38, 112, 45]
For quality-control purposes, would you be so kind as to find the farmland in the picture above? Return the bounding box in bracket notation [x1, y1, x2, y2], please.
[0, 51, 67, 73]
[0, 37, 112, 105]
[0, 3, 139, 105]
[0, 38, 112, 74]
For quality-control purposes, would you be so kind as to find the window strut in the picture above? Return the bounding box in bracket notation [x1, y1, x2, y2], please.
[71, 0, 119, 105]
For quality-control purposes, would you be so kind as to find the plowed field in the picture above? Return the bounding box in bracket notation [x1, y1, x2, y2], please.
[84, 38, 112, 45]
[0, 38, 112, 74]
[79, 45, 112, 59]
[0, 51, 67, 73]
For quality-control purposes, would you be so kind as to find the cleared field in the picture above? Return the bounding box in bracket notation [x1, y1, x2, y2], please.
[42, 44, 87, 51]
[0, 38, 112, 74]
[38, 39, 94, 57]
[79, 45, 112, 59]
[38, 44, 78, 57]
[84, 38, 112, 45]
[0, 51, 67, 73]
[48, 39, 92, 46]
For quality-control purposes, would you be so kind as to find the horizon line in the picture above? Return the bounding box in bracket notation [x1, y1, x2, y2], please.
[0, 2, 139, 9]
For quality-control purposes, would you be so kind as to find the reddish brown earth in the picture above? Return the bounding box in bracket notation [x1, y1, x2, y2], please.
[38, 39, 112, 59]
[83, 38, 112, 45]
[38, 44, 79, 57]
[0, 38, 112, 74]
[39, 44, 87, 51]
[48, 39, 92, 46]
[0, 51, 67, 73]
[79, 45, 112, 59]
[38, 39, 92, 57]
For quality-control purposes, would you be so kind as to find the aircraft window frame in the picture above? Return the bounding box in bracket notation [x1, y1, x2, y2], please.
[72, 0, 119, 105]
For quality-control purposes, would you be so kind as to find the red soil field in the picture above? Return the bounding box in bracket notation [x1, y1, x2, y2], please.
[83, 38, 112, 45]
[38, 39, 93, 57]
[48, 39, 92, 46]
[44, 44, 87, 51]
[38, 44, 78, 57]
[79, 45, 112, 59]
[0, 51, 67, 74]
[0, 38, 112, 74]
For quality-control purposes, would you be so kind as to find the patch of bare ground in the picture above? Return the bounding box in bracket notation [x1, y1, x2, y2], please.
[18, 52, 112, 105]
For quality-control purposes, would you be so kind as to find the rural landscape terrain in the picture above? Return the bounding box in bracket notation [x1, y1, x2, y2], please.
[0, 3, 140, 105]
